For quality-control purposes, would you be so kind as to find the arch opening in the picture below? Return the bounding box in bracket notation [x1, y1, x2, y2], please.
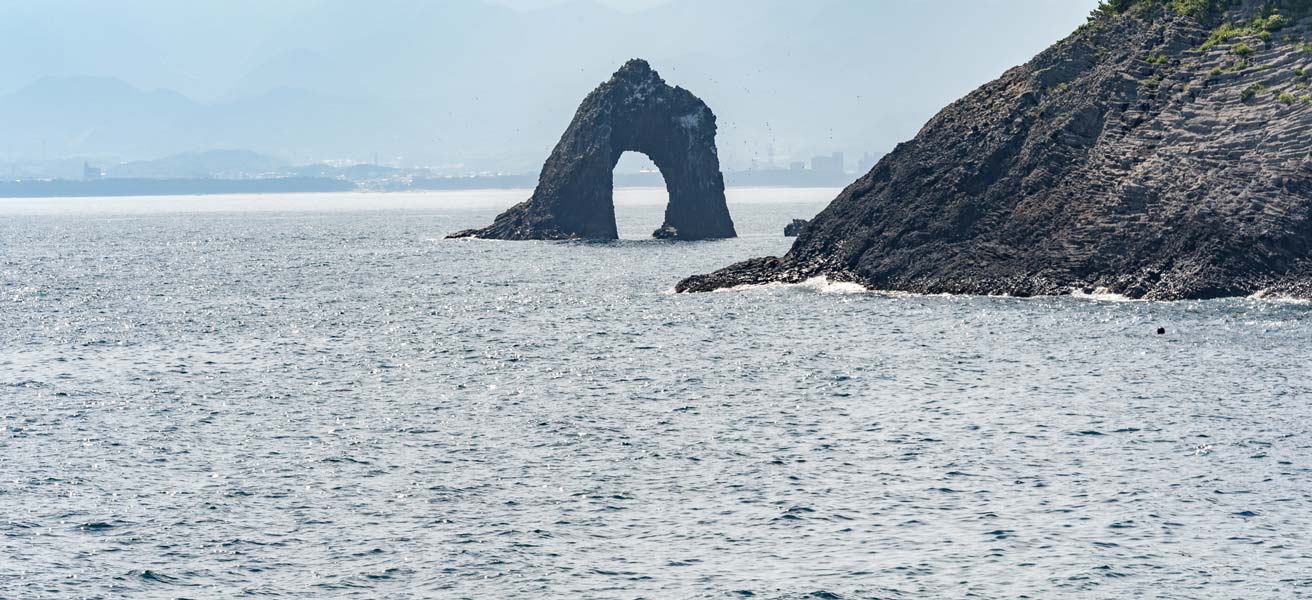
[612, 151, 671, 239]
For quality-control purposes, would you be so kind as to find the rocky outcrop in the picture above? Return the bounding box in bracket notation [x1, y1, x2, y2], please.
[680, 0, 1312, 299]
[784, 219, 809, 237]
[652, 225, 679, 239]
[449, 59, 735, 241]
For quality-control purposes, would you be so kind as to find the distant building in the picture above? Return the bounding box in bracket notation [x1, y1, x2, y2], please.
[811, 152, 845, 173]
[858, 151, 881, 173]
[789, 161, 805, 171]
[82, 162, 103, 180]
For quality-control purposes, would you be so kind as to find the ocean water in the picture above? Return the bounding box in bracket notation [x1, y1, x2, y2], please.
[2, 189, 1310, 599]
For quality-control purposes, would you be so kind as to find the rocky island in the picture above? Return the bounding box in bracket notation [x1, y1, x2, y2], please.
[449, 59, 735, 241]
[680, 0, 1312, 299]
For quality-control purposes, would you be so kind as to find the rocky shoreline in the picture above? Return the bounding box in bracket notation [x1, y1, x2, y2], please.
[680, 0, 1312, 300]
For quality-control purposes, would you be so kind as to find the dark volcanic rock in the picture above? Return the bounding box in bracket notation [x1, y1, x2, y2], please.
[652, 225, 679, 239]
[448, 59, 735, 241]
[680, 1, 1312, 299]
[783, 219, 809, 237]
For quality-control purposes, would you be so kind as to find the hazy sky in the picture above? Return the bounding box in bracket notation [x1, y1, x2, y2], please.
[0, 0, 1102, 173]
[487, 0, 670, 10]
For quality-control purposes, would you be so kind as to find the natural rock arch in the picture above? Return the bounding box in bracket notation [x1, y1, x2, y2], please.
[449, 59, 736, 241]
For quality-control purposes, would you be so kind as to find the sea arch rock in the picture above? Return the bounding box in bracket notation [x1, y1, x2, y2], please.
[448, 59, 736, 241]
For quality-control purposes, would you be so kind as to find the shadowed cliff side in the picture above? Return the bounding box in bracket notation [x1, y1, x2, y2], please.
[680, 0, 1312, 299]
[448, 59, 735, 241]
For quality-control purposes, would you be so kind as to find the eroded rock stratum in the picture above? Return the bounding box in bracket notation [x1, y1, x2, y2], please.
[449, 59, 735, 241]
[680, 0, 1312, 299]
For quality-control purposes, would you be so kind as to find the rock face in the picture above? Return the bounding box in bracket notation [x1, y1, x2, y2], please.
[449, 59, 736, 241]
[680, 0, 1312, 299]
[784, 219, 809, 237]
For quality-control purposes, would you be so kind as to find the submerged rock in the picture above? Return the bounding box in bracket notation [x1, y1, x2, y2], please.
[783, 219, 808, 237]
[448, 59, 736, 241]
[680, 0, 1312, 299]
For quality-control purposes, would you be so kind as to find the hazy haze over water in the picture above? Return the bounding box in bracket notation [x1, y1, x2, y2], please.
[0, 0, 1100, 171]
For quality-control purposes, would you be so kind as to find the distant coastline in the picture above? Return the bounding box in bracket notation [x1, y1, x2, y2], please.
[0, 169, 856, 199]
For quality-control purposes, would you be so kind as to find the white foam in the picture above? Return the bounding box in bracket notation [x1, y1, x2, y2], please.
[1247, 289, 1312, 303]
[1069, 287, 1143, 302]
[715, 276, 871, 295]
[682, 282, 1311, 303]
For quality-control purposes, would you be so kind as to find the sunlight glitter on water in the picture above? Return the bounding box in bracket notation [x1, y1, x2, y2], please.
[2, 190, 1311, 598]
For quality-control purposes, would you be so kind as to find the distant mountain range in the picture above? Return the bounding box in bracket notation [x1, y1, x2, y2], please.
[0, 77, 409, 168]
[0, 0, 1098, 173]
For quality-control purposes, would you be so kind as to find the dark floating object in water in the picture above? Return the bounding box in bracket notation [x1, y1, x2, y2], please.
[784, 219, 808, 237]
[448, 59, 736, 241]
[1157, 327, 1166, 335]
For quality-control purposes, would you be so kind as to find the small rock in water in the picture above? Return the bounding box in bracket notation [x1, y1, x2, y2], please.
[1157, 327, 1166, 335]
[652, 225, 679, 240]
[784, 219, 808, 237]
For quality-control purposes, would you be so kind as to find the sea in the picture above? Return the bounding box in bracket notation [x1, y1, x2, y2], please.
[2, 188, 1310, 599]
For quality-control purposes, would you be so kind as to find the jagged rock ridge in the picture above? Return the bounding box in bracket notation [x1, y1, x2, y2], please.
[449, 59, 735, 241]
[680, 0, 1312, 299]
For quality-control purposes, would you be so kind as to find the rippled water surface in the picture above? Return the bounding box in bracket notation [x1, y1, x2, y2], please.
[2, 189, 1311, 599]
